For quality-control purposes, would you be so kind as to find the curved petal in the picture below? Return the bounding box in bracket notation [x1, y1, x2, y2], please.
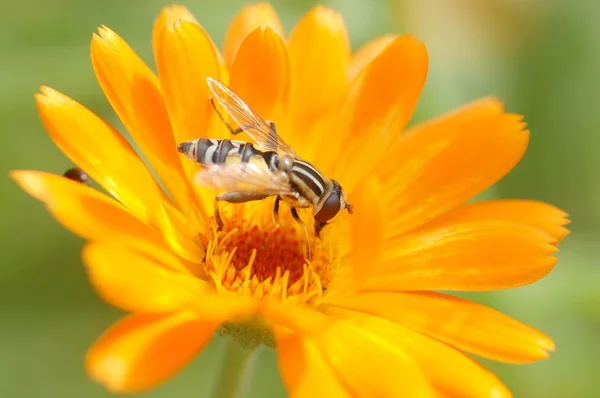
[84, 243, 258, 318]
[323, 308, 512, 398]
[320, 35, 428, 194]
[34, 87, 199, 260]
[35, 87, 163, 224]
[368, 221, 558, 292]
[287, 6, 350, 142]
[274, 327, 351, 398]
[228, 26, 290, 129]
[10, 170, 196, 272]
[349, 35, 396, 80]
[379, 99, 529, 238]
[86, 312, 218, 394]
[91, 27, 196, 213]
[425, 199, 570, 244]
[330, 291, 555, 364]
[222, 3, 283, 68]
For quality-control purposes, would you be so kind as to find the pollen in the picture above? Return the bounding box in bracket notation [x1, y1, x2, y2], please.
[202, 206, 337, 304]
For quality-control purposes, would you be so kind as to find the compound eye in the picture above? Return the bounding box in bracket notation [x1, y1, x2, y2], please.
[315, 192, 342, 222]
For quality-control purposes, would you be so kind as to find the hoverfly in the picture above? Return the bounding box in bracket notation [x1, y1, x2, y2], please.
[177, 77, 353, 259]
[63, 167, 90, 185]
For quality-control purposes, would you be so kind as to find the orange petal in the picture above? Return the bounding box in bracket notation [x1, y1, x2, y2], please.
[349, 34, 396, 80]
[153, 5, 228, 84]
[369, 221, 558, 292]
[84, 243, 257, 318]
[331, 291, 555, 364]
[321, 35, 428, 194]
[91, 27, 197, 214]
[228, 26, 290, 129]
[35, 87, 165, 224]
[9, 170, 197, 272]
[274, 327, 351, 398]
[86, 312, 218, 393]
[152, 5, 198, 62]
[308, 311, 436, 397]
[324, 308, 512, 398]
[222, 3, 283, 68]
[426, 199, 570, 244]
[330, 177, 385, 294]
[156, 21, 220, 145]
[286, 6, 350, 140]
[380, 99, 529, 238]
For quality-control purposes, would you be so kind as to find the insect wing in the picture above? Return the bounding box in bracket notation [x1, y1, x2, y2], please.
[206, 77, 296, 156]
[194, 162, 296, 197]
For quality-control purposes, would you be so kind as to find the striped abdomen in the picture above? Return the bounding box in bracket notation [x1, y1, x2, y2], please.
[288, 159, 327, 204]
[193, 138, 277, 169]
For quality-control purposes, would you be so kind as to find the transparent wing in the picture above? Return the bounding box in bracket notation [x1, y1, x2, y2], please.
[194, 162, 296, 197]
[206, 77, 296, 156]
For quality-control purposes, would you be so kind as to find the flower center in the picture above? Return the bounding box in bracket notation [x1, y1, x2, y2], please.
[201, 203, 337, 304]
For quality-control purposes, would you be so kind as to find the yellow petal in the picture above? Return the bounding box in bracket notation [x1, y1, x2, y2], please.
[370, 221, 557, 292]
[84, 243, 258, 318]
[321, 35, 428, 194]
[222, 3, 283, 68]
[324, 308, 513, 398]
[274, 327, 351, 398]
[91, 27, 196, 213]
[331, 291, 555, 364]
[426, 199, 570, 244]
[86, 312, 218, 394]
[380, 99, 529, 238]
[228, 26, 290, 129]
[349, 35, 397, 80]
[9, 170, 197, 272]
[286, 6, 350, 141]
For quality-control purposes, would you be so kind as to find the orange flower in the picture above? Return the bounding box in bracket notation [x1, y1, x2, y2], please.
[11, 3, 569, 397]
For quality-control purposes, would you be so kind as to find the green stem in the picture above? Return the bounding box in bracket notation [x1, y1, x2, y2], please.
[210, 337, 256, 398]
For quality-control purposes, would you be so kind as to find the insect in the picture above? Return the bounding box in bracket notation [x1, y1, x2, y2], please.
[63, 167, 90, 185]
[177, 77, 353, 259]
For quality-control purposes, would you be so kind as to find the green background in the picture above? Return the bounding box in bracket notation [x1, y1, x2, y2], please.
[1, 0, 598, 397]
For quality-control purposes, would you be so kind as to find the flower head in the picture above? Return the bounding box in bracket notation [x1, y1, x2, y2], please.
[12, 3, 569, 397]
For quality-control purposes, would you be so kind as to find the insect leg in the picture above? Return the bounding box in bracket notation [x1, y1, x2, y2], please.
[210, 97, 238, 135]
[214, 192, 270, 231]
[314, 221, 328, 238]
[272, 196, 281, 228]
[232, 120, 277, 136]
[291, 207, 311, 261]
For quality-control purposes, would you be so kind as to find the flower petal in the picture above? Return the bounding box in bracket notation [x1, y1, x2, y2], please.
[86, 312, 218, 394]
[331, 291, 555, 364]
[10, 170, 196, 272]
[369, 221, 558, 292]
[156, 21, 221, 145]
[349, 35, 396, 80]
[426, 199, 570, 244]
[274, 327, 351, 398]
[380, 98, 529, 238]
[321, 35, 428, 194]
[222, 3, 283, 68]
[286, 6, 350, 140]
[228, 26, 290, 128]
[324, 308, 512, 398]
[90, 27, 197, 214]
[84, 243, 257, 318]
[152, 5, 198, 62]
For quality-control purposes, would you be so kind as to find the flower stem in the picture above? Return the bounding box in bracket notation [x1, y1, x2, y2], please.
[210, 337, 256, 398]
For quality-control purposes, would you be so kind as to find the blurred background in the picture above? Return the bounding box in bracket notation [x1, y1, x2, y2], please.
[1, 0, 598, 396]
